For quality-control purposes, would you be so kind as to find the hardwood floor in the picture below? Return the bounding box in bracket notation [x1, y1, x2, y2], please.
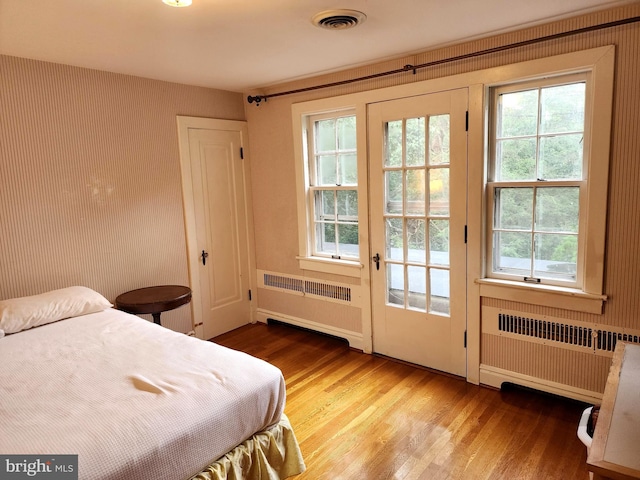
[213, 321, 593, 480]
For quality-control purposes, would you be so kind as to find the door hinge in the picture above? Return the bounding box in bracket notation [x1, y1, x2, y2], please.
[240, 147, 244, 159]
[464, 225, 467, 244]
[248, 289, 252, 301]
[465, 111, 469, 131]
[464, 330, 467, 348]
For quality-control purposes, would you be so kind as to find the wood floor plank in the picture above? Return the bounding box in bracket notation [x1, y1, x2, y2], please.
[213, 321, 592, 479]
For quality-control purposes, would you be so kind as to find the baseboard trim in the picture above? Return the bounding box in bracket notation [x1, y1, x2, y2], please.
[480, 364, 603, 404]
[256, 309, 364, 351]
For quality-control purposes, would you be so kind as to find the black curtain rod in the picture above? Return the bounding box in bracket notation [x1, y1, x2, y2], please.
[247, 15, 640, 105]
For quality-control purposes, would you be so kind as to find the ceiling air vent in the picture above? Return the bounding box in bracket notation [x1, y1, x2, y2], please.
[312, 9, 367, 30]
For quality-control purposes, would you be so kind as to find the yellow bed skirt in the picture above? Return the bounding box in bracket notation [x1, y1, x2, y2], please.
[190, 414, 306, 480]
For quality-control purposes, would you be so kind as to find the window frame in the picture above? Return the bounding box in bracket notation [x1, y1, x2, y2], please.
[306, 111, 359, 261]
[486, 73, 589, 289]
[293, 106, 364, 277]
[478, 48, 614, 314]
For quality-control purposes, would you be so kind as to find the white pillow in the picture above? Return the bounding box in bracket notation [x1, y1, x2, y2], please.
[0, 286, 113, 335]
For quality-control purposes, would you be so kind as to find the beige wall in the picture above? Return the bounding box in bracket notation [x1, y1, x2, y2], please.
[0, 56, 245, 332]
[245, 3, 640, 390]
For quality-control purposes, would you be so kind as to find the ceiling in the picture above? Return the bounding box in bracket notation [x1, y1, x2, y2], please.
[0, 0, 631, 92]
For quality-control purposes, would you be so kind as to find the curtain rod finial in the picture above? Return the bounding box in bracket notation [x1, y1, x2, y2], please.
[247, 95, 265, 106]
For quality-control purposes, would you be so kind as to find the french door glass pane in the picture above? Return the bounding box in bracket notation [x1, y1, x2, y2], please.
[386, 218, 403, 261]
[385, 171, 403, 214]
[387, 263, 404, 306]
[534, 233, 577, 280]
[383, 114, 451, 316]
[429, 168, 449, 216]
[430, 268, 450, 315]
[406, 219, 426, 264]
[408, 265, 426, 311]
[406, 117, 426, 166]
[428, 115, 450, 165]
[406, 169, 425, 215]
[386, 120, 403, 167]
[429, 219, 449, 266]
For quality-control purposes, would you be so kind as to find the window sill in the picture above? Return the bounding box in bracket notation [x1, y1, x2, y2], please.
[476, 278, 607, 315]
[297, 256, 363, 278]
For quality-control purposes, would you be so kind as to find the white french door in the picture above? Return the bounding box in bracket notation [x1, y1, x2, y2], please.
[368, 89, 468, 377]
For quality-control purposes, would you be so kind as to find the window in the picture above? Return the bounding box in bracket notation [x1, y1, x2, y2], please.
[306, 111, 359, 260]
[488, 75, 588, 288]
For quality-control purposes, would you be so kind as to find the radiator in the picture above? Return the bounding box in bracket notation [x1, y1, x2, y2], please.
[258, 270, 361, 307]
[480, 306, 640, 403]
[255, 269, 364, 350]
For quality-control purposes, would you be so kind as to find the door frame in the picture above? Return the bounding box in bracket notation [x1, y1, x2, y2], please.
[176, 116, 258, 339]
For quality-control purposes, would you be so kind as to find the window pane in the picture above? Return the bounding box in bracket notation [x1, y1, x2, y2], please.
[318, 155, 337, 185]
[387, 263, 404, 306]
[495, 188, 533, 230]
[337, 116, 356, 149]
[498, 89, 539, 138]
[539, 134, 583, 180]
[430, 268, 450, 315]
[406, 117, 425, 166]
[429, 219, 449, 266]
[386, 120, 402, 167]
[385, 170, 403, 214]
[496, 138, 536, 181]
[337, 190, 358, 218]
[337, 223, 359, 257]
[407, 219, 426, 264]
[429, 115, 450, 165]
[494, 231, 532, 275]
[408, 265, 426, 311]
[316, 119, 336, 152]
[429, 168, 449, 216]
[316, 223, 336, 255]
[540, 83, 585, 134]
[316, 190, 335, 219]
[535, 187, 579, 233]
[534, 233, 577, 280]
[406, 169, 425, 215]
[339, 153, 357, 185]
[386, 218, 403, 261]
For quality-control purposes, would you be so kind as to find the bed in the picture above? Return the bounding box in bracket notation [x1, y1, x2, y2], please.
[0, 286, 306, 480]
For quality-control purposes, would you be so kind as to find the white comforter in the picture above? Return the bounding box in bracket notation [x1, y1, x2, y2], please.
[0, 309, 286, 480]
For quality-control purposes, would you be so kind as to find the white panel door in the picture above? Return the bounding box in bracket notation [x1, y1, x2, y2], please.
[187, 127, 252, 340]
[369, 89, 468, 377]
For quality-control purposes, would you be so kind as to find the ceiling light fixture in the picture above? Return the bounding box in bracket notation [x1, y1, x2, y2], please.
[162, 0, 192, 7]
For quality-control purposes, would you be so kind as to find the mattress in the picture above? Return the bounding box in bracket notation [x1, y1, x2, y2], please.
[0, 308, 287, 480]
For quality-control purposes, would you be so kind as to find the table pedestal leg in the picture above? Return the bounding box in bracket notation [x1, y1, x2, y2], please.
[152, 313, 162, 325]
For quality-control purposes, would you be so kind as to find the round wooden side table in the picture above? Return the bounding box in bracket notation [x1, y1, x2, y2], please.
[115, 285, 192, 326]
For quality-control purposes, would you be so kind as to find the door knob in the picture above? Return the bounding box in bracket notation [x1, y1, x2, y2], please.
[372, 253, 380, 270]
[201, 250, 209, 265]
